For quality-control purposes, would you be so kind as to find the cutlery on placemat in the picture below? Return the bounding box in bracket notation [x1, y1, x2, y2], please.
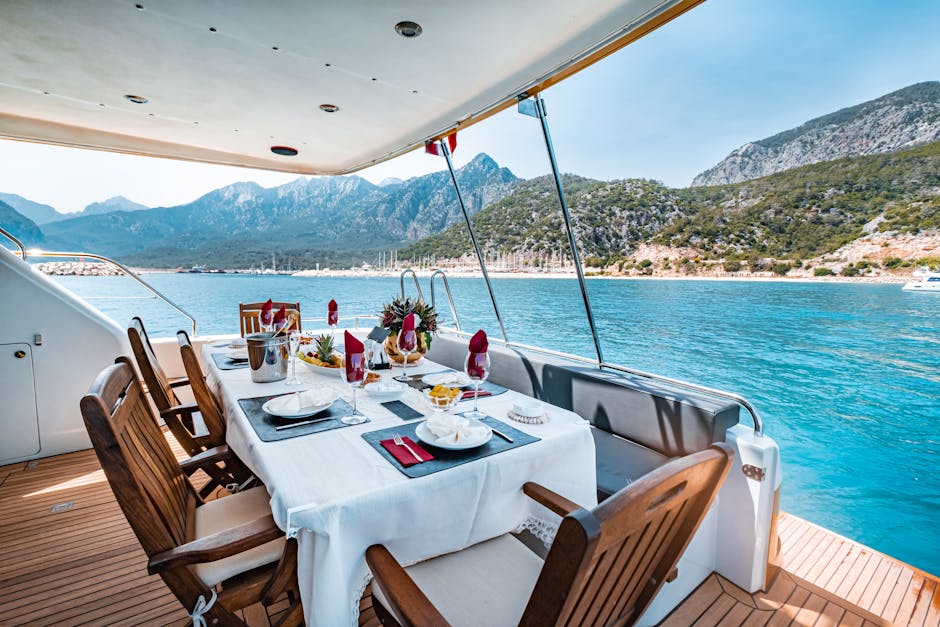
[490, 426, 514, 443]
[274, 416, 331, 431]
[392, 433, 423, 463]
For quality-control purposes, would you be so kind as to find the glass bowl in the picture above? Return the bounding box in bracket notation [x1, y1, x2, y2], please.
[423, 388, 461, 413]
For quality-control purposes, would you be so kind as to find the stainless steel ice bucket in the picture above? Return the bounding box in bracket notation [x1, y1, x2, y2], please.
[246, 332, 288, 383]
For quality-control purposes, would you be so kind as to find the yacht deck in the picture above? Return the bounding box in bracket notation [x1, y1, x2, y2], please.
[1, 436, 936, 627]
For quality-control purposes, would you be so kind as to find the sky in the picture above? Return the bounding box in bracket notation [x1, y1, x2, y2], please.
[1, 0, 938, 214]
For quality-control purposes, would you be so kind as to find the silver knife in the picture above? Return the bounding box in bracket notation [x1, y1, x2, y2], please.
[491, 426, 514, 443]
[274, 416, 331, 431]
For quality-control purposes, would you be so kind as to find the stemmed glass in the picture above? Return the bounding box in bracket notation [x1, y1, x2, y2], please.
[260, 309, 274, 334]
[341, 351, 368, 425]
[284, 330, 302, 386]
[463, 352, 490, 420]
[394, 326, 417, 382]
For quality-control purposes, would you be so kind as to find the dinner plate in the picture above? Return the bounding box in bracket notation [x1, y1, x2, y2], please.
[262, 392, 336, 419]
[415, 418, 492, 450]
[298, 357, 343, 376]
[226, 348, 249, 361]
[421, 371, 471, 388]
[363, 381, 407, 402]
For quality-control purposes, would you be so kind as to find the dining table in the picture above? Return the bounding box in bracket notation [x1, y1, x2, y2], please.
[202, 335, 597, 626]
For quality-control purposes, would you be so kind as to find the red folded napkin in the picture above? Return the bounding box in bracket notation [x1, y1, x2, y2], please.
[344, 330, 365, 379]
[273, 304, 287, 328]
[467, 329, 488, 379]
[260, 298, 274, 325]
[461, 390, 492, 400]
[380, 436, 434, 467]
[328, 299, 338, 326]
[401, 312, 415, 334]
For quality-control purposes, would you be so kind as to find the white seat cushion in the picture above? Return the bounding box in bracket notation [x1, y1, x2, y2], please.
[192, 486, 285, 587]
[372, 534, 544, 627]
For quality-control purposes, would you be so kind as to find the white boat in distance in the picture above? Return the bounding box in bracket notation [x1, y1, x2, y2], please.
[903, 267, 940, 292]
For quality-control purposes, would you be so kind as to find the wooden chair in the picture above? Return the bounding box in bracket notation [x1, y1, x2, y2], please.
[366, 443, 734, 627]
[239, 301, 301, 337]
[80, 360, 303, 626]
[127, 318, 247, 497]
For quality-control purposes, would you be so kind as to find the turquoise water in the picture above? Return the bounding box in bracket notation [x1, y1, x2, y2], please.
[56, 273, 940, 573]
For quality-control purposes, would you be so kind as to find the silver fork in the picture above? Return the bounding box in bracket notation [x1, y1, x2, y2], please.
[392, 433, 422, 463]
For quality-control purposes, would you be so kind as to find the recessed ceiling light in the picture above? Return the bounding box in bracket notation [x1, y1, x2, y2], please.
[271, 146, 298, 156]
[124, 94, 148, 104]
[319, 104, 339, 113]
[395, 21, 422, 38]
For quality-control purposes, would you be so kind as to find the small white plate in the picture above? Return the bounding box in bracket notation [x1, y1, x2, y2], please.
[226, 348, 249, 361]
[421, 371, 471, 388]
[262, 392, 335, 419]
[415, 419, 492, 450]
[364, 381, 407, 402]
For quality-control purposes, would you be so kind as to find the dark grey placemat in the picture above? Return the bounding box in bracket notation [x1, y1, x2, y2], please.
[381, 400, 424, 421]
[211, 352, 250, 370]
[238, 394, 368, 442]
[401, 370, 508, 397]
[361, 416, 539, 478]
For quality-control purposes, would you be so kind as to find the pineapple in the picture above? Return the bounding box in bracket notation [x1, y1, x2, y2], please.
[314, 334, 334, 362]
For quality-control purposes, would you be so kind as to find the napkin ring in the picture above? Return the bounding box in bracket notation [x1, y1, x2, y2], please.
[507, 409, 549, 424]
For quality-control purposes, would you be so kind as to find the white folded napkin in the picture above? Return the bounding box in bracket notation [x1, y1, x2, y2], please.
[267, 389, 334, 414]
[424, 371, 470, 387]
[425, 413, 489, 446]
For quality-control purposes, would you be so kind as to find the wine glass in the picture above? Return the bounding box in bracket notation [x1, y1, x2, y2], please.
[284, 331, 302, 386]
[259, 309, 274, 334]
[341, 352, 368, 425]
[463, 352, 490, 420]
[394, 326, 417, 382]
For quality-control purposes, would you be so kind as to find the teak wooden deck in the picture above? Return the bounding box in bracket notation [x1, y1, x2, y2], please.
[1, 436, 936, 626]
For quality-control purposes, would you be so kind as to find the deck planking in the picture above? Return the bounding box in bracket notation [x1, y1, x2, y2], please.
[1, 439, 935, 626]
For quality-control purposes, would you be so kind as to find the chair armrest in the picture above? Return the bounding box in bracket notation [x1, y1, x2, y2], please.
[168, 378, 191, 389]
[160, 402, 199, 419]
[365, 544, 449, 626]
[178, 445, 234, 473]
[523, 482, 582, 517]
[148, 514, 282, 574]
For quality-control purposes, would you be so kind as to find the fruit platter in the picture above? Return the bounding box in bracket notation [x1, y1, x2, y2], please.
[298, 334, 343, 375]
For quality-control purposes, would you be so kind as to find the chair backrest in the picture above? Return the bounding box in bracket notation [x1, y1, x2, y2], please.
[239, 301, 301, 337]
[80, 358, 197, 557]
[177, 330, 227, 443]
[128, 316, 177, 413]
[521, 443, 734, 626]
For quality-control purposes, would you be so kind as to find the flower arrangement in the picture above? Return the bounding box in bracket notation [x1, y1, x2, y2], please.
[379, 296, 438, 363]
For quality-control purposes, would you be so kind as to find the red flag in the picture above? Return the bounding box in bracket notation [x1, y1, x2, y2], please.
[424, 132, 457, 156]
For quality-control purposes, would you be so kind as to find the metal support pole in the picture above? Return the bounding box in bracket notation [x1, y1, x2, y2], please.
[525, 95, 604, 365]
[440, 140, 509, 344]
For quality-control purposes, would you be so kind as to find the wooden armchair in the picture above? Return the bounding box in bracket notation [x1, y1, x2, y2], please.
[80, 360, 302, 626]
[239, 301, 301, 337]
[127, 317, 248, 497]
[366, 443, 734, 627]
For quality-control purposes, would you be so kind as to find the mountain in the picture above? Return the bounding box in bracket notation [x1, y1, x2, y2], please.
[692, 82, 940, 187]
[78, 195, 149, 217]
[403, 140, 940, 263]
[40, 153, 517, 267]
[0, 193, 63, 224]
[0, 200, 45, 246]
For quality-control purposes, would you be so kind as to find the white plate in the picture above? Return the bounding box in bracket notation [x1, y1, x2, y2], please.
[364, 381, 407, 402]
[421, 371, 471, 388]
[226, 348, 249, 361]
[415, 419, 492, 450]
[298, 357, 342, 376]
[262, 392, 336, 419]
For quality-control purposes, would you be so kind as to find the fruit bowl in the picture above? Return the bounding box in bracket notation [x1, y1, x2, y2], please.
[422, 387, 461, 413]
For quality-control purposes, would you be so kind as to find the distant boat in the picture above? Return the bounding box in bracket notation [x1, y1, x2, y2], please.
[187, 265, 206, 273]
[902, 268, 940, 292]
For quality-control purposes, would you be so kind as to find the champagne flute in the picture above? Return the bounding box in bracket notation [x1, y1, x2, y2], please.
[394, 326, 417, 382]
[285, 330, 302, 386]
[260, 308, 274, 334]
[341, 351, 368, 425]
[463, 352, 490, 420]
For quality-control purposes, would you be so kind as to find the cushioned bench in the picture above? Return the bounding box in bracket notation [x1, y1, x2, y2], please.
[427, 334, 740, 501]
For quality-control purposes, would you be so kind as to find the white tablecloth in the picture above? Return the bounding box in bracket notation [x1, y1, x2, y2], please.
[202, 340, 597, 626]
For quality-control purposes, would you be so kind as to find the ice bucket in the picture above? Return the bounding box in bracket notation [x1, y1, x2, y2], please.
[246, 332, 288, 383]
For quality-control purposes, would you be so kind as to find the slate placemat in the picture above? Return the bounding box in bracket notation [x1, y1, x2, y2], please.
[381, 400, 425, 421]
[361, 415, 539, 478]
[238, 394, 368, 442]
[211, 352, 250, 370]
[402, 370, 508, 397]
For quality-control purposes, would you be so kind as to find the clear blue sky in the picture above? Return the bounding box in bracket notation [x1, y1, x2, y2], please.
[1, 0, 938, 213]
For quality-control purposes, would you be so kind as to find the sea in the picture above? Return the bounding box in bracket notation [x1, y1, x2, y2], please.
[54, 272, 940, 574]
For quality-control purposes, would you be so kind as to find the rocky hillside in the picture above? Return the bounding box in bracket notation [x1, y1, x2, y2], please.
[692, 82, 940, 186]
[36, 153, 516, 267]
[404, 140, 940, 265]
[77, 196, 149, 217]
[0, 200, 44, 246]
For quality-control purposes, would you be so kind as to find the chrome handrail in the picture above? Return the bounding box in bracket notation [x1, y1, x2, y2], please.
[437, 327, 764, 436]
[429, 269, 461, 331]
[25, 250, 197, 335]
[399, 268, 425, 301]
[300, 314, 380, 330]
[0, 225, 27, 260]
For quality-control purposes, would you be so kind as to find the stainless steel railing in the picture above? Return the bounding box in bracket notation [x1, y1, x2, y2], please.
[429, 269, 461, 331]
[300, 314, 380, 329]
[399, 268, 425, 301]
[0, 226, 27, 259]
